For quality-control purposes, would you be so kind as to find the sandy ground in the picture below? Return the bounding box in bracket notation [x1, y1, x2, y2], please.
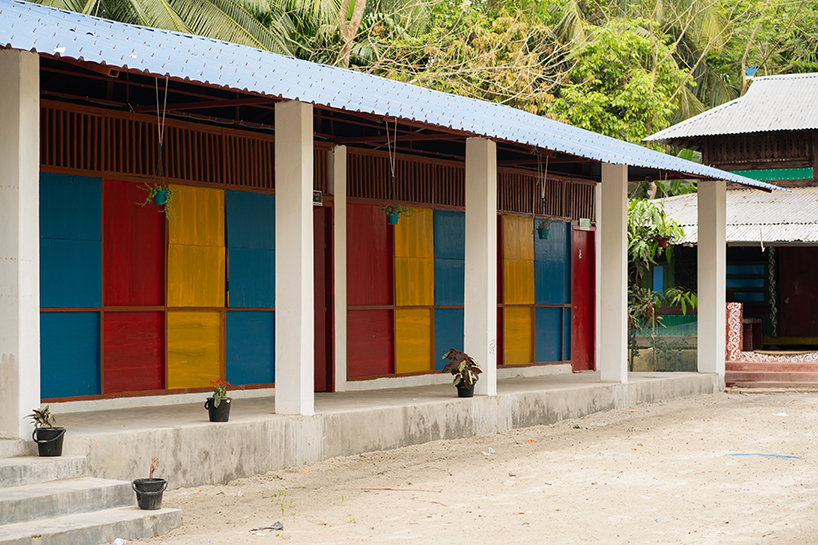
[129, 391, 818, 545]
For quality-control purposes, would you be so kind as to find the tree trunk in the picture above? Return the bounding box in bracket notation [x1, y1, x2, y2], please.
[337, 0, 367, 68]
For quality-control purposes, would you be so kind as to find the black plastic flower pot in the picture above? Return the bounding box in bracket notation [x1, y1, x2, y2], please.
[456, 384, 475, 398]
[204, 397, 231, 422]
[32, 427, 66, 457]
[132, 478, 168, 510]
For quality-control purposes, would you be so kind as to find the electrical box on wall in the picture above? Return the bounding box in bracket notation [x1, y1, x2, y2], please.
[313, 190, 322, 206]
[579, 218, 591, 229]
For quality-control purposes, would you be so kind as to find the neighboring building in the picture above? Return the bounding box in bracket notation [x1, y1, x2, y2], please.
[648, 73, 818, 348]
[0, 0, 775, 440]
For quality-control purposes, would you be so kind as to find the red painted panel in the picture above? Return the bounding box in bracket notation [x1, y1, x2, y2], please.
[314, 207, 334, 392]
[347, 204, 392, 305]
[103, 312, 163, 393]
[571, 228, 595, 371]
[103, 179, 165, 306]
[779, 247, 818, 337]
[347, 310, 393, 378]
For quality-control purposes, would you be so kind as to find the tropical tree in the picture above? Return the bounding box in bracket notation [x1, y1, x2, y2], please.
[35, 0, 294, 54]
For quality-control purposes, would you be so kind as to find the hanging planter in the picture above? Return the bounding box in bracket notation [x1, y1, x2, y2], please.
[138, 183, 179, 220]
[656, 236, 669, 248]
[536, 217, 554, 240]
[379, 204, 412, 225]
[153, 190, 168, 206]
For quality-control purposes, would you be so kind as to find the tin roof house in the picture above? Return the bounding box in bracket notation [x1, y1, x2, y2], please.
[0, 0, 780, 491]
[647, 73, 818, 385]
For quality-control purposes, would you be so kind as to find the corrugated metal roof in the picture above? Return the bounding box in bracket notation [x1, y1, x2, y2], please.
[647, 73, 818, 144]
[0, 0, 782, 191]
[658, 186, 818, 244]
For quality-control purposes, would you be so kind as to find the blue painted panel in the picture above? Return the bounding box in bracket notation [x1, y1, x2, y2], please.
[727, 265, 764, 275]
[564, 223, 572, 304]
[433, 210, 465, 260]
[434, 308, 464, 370]
[435, 258, 464, 306]
[40, 173, 101, 241]
[228, 248, 275, 308]
[535, 307, 562, 362]
[534, 219, 566, 262]
[226, 311, 275, 385]
[40, 312, 100, 398]
[727, 278, 764, 288]
[733, 292, 766, 302]
[653, 265, 664, 292]
[535, 261, 565, 305]
[225, 191, 275, 249]
[564, 307, 572, 361]
[40, 238, 101, 308]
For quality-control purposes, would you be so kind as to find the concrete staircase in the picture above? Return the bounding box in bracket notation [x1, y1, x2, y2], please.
[0, 451, 182, 545]
[726, 360, 818, 389]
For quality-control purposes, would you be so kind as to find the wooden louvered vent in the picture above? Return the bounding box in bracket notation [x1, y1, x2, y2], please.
[41, 100, 330, 192]
[498, 169, 596, 222]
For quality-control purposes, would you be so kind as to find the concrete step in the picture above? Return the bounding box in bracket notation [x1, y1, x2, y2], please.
[726, 381, 818, 390]
[727, 360, 818, 373]
[0, 442, 35, 460]
[0, 457, 86, 488]
[0, 506, 182, 545]
[0, 478, 134, 524]
[725, 371, 818, 384]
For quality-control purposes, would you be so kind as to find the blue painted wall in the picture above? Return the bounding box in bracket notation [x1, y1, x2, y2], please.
[41, 312, 100, 398]
[226, 311, 275, 385]
[225, 191, 276, 308]
[434, 308, 464, 370]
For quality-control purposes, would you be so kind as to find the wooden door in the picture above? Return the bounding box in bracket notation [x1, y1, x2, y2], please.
[313, 206, 333, 392]
[571, 227, 595, 371]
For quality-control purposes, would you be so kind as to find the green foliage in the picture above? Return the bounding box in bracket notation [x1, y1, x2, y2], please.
[627, 198, 685, 284]
[137, 183, 180, 220]
[210, 378, 231, 408]
[441, 348, 482, 387]
[27, 406, 56, 429]
[549, 19, 690, 144]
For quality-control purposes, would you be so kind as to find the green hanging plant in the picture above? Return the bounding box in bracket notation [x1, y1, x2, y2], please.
[138, 183, 180, 220]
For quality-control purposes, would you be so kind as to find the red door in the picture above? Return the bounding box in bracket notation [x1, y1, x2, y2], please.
[313, 206, 333, 392]
[571, 227, 595, 371]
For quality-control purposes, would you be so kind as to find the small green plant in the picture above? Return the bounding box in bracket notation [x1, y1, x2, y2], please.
[210, 378, 230, 408]
[27, 406, 56, 428]
[536, 217, 554, 231]
[378, 204, 412, 217]
[272, 490, 296, 522]
[138, 183, 180, 219]
[441, 349, 482, 387]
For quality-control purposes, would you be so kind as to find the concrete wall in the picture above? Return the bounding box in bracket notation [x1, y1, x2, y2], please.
[61, 374, 721, 489]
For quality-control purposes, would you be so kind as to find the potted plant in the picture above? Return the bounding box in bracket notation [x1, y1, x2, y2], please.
[536, 217, 554, 239]
[378, 204, 412, 225]
[27, 406, 66, 457]
[132, 458, 168, 510]
[441, 349, 482, 398]
[138, 182, 179, 219]
[204, 379, 232, 422]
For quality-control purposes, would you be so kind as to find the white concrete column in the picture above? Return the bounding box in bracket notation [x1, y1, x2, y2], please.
[697, 181, 726, 376]
[599, 163, 628, 383]
[0, 50, 41, 439]
[464, 138, 498, 396]
[329, 145, 348, 393]
[274, 100, 315, 415]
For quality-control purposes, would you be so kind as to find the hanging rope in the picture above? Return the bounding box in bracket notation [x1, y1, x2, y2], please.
[385, 118, 397, 203]
[153, 76, 169, 184]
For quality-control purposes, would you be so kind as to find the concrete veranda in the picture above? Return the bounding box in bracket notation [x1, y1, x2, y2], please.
[16, 372, 723, 489]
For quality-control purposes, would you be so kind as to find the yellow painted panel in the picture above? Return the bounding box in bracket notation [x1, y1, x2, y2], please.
[502, 216, 533, 261]
[168, 185, 225, 247]
[504, 306, 533, 365]
[395, 257, 434, 306]
[168, 311, 222, 389]
[394, 207, 434, 258]
[396, 308, 433, 374]
[503, 259, 534, 304]
[167, 244, 226, 307]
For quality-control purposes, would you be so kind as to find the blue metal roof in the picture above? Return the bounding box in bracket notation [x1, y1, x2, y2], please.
[0, 0, 782, 191]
